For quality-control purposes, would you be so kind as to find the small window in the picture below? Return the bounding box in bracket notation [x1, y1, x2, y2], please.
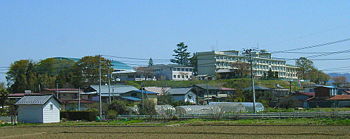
[177, 75, 180, 78]
[50, 104, 53, 110]
[173, 75, 176, 78]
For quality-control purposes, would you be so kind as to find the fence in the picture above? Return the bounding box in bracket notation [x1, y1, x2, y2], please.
[0, 116, 17, 123]
[116, 111, 350, 120]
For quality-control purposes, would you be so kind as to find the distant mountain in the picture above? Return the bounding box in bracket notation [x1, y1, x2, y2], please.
[328, 73, 350, 82]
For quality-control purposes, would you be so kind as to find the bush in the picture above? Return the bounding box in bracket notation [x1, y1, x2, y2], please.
[60, 111, 97, 121]
[138, 100, 156, 115]
[106, 110, 117, 119]
[108, 100, 129, 115]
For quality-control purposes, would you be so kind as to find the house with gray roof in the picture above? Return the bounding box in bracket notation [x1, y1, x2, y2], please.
[15, 95, 61, 123]
[167, 88, 196, 104]
[83, 85, 138, 102]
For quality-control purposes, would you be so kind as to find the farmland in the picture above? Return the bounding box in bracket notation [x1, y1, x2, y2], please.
[0, 125, 349, 138]
[1, 119, 350, 138]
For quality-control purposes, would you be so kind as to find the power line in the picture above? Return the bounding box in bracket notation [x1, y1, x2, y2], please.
[271, 38, 350, 54]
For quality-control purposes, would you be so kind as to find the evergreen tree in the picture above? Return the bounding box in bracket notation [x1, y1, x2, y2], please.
[148, 58, 153, 67]
[170, 42, 191, 66]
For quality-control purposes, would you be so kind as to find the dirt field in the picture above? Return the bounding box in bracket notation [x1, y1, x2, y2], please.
[0, 125, 349, 139]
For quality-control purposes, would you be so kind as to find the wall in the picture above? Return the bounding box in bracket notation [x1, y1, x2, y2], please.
[17, 105, 43, 123]
[42, 98, 60, 123]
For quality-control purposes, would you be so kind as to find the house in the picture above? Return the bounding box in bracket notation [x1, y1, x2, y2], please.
[244, 85, 290, 107]
[167, 88, 196, 104]
[279, 92, 314, 108]
[152, 64, 194, 81]
[15, 95, 61, 123]
[83, 85, 138, 102]
[328, 95, 350, 107]
[40, 88, 94, 111]
[307, 86, 337, 108]
[120, 90, 158, 104]
[192, 84, 235, 104]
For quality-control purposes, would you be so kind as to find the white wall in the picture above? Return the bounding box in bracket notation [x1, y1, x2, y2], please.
[18, 105, 43, 123]
[42, 98, 60, 123]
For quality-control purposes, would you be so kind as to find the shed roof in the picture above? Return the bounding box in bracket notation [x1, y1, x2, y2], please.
[167, 88, 192, 95]
[15, 95, 61, 105]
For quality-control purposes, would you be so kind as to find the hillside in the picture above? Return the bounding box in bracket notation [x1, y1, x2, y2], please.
[125, 78, 303, 91]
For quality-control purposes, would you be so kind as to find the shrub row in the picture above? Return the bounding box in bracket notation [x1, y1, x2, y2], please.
[61, 111, 97, 121]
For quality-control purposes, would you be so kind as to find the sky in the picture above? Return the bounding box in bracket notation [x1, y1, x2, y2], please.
[1, 0, 350, 82]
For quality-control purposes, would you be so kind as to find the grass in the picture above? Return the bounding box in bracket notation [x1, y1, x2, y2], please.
[264, 107, 350, 112]
[125, 78, 302, 90]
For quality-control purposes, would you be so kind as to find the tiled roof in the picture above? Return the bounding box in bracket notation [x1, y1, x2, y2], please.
[329, 95, 350, 100]
[15, 95, 60, 105]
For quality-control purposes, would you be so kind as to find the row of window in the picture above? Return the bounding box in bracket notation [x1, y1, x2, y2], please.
[172, 68, 193, 72]
[173, 74, 193, 79]
[215, 56, 286, 65]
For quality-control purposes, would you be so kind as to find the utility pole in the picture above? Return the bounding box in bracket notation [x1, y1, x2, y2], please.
[246, 49, 257, 113]
[108, 60, 112, 104]
[78, 87, 81, 111]
[289, 80, 292, 94]
[56, 83, 59, 99]
[98, 55, 103, 118]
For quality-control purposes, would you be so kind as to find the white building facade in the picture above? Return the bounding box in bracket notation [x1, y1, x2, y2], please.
[153, 64, 194, 81]
[197, 50, 298, 79]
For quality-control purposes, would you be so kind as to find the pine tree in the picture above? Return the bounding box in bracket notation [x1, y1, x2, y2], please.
[170, 42, 191, 66]
[148, 58, 153, 67]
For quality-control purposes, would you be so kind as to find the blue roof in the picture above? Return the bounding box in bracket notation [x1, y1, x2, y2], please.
[131, 90, 158, 94]
[120, 96, 141, 101]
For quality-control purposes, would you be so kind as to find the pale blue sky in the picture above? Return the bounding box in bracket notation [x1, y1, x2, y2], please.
[1, 0, 350, 82]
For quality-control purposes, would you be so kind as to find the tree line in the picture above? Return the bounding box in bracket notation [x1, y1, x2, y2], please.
[6, 56, 113, 93]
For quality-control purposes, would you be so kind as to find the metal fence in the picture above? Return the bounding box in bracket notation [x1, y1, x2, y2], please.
[116, 111, 350, 120]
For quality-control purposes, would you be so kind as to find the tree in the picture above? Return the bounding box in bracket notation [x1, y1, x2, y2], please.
[108, 100, 129, 115]
[232, 61, 250, 78]
[267, 69, 274, 79]
[170, 42, 191, 66]
[0, 82, 9, 108]
[72, 56, 113, 87]
[138, 100, 156, 115]
[6, 60, 39, 93]
[148, 58, 153, 67]
[157, 93, 173, 105]
[189, 53, 198, 75]
[296, 57, 314, 79]
[332, 76, 347, 87]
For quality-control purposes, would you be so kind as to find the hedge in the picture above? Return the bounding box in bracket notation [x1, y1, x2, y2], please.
[61, 111, 97, 121]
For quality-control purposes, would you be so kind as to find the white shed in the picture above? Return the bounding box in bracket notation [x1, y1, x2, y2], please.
[15, 95, 61, 123]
